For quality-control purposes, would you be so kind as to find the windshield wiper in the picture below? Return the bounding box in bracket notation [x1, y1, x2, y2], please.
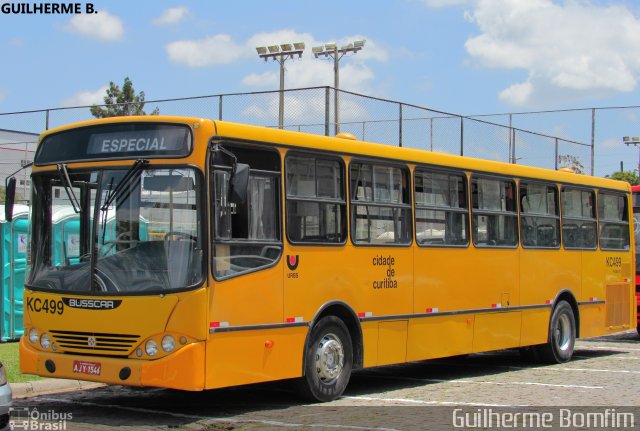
[56, 164, 80, 213]
[101, 159, 148, 211]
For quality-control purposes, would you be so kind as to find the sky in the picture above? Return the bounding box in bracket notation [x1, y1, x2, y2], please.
[2, 0, 640, 176]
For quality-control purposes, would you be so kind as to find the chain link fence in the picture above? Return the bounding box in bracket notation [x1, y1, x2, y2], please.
[3, 86, 632, 204]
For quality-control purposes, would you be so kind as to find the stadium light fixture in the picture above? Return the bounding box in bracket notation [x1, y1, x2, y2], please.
[255, 41, 306, 129]
[311, 40, 367, 135]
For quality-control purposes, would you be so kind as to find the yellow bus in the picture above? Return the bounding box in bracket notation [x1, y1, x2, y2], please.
[12, 116, 635, 402]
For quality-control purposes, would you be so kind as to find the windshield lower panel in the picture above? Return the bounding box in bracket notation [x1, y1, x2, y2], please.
[29, 167, 204, 294]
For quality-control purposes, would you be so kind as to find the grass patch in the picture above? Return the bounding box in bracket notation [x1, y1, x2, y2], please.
[0, 341, 43, 383]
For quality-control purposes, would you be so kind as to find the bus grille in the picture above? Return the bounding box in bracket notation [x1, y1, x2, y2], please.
[49, 330, 140, 355]
[605, 284, 631, 327]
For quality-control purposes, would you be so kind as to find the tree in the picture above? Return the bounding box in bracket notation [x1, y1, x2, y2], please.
[557, 154, 584, 174]
[90, 77, 159, 118]
[606, 170, 640, 185]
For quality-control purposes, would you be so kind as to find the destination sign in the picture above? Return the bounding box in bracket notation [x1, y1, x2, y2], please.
[35, 123, 192, 165]
[87, 129, 185, 155]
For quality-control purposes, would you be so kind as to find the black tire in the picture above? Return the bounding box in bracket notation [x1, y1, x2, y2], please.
[535, 301, 576, 363]
[297, 316, 353, 402]
[0, 413, 8, 431]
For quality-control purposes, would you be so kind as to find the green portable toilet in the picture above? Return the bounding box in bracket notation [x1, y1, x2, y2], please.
[52, 206, 149, 264]
[0, 204, 29, 341]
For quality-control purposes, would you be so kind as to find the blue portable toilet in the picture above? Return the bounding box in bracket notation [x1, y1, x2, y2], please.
[0, 204, 30, 341]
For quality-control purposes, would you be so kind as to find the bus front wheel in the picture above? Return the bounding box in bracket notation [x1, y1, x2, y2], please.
[535, 301, 576, 363]
[298, 316, 353, 402]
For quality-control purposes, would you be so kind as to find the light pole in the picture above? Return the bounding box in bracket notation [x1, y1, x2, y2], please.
[623, 136, 640, 173]
[256, 42, 305, 129]
[312, 40, 366, 135]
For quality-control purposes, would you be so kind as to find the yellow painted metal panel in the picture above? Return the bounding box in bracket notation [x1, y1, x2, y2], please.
[407, 315, 473, 361]
[205, 327, 307, 389]
[473, 312, 522, 352]
[377, 320, 407, 366]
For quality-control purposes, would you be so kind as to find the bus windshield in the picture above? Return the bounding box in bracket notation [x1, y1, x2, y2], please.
[29, 166, 203, 294]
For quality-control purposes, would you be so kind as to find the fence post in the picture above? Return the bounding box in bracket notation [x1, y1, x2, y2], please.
[509, 113, 513, 163]
[399, 103, 403, 147]
[554, 138, 559, 170]
[45, 109, 50, 130]
[325, 87, 330, 136]
[591, 108, 595, 175]
[460, 117, 464, 156]
[430, 118, 433, 151]
[512, 128, 516, 163]
[218, 95, 223, 120]
[362, 122, 366, 141]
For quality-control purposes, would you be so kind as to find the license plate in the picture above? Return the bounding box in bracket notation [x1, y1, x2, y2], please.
[72, 360, 101, 375]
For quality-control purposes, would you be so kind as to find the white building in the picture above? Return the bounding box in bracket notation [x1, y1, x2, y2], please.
[0, 129, 38, 203]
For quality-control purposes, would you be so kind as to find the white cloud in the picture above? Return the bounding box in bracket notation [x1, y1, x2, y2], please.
[62, 85, 108, 107]
[66, 10, 124, 42]
[166, 34, 246, 66]
[599, 137, 624, 151]
[153, 6, 189, 25]
[498, 80, 533, 106]
[422, 0, 471, 7]
[464, 0, 640, 106]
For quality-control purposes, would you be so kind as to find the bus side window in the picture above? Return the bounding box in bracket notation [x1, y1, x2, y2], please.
[598, 192, 629, 251]
[561, 188, 598, 250]
[285, 153, 346, 244]
[350, 162, 412, 245]
[471, 176, 518, 248]
[414, 169, 469, 247]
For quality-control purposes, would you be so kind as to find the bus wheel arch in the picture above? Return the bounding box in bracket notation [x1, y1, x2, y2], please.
[553, 289, 580, 339]
[304, 301, 363, 371]
[297, 302, 362, 402]
[535, 290, 578, 363]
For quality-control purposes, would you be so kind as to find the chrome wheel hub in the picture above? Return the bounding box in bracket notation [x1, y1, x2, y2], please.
[555, 313, 572, 351]
[315, 333, 344, 383]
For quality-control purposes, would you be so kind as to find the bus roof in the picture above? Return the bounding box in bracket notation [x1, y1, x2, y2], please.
[39, 115, 629, 193]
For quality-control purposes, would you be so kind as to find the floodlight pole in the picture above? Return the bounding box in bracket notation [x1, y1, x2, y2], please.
[256, 43, 305, 129]
[313, 41, 366, 135]
[623, 136, 640, 174]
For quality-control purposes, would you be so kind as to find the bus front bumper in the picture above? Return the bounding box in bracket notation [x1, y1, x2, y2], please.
[19, 336, 205, 391]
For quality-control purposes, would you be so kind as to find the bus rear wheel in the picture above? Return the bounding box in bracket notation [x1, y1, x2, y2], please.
[298, 316, 353, 402]
[535, 301, 576, 363]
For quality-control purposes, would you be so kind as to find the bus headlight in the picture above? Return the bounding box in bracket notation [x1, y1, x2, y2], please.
[40, 333, 51, 349]
[161, 335, 175, 353]
[29, 328, 38, 344]
[145, 339, 158, 357]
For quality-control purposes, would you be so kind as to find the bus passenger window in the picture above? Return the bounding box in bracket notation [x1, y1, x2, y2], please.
[350, 162, 412, 245]
[212, 144, 282, 279]
[414, 169, 468, 247]
[471, 177, 518, 247]
[561, 188, 597, 249]
[598, 192, 629, 250]
[286, 154, 346, 244]
[520, 182, 560, 248]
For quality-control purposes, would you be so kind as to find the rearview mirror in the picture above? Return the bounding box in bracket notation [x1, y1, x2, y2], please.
[5, 177, 16, 222]
[229, 163, 249, 204]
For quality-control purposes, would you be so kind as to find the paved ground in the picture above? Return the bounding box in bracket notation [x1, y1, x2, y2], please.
[6, 330, 640, 430]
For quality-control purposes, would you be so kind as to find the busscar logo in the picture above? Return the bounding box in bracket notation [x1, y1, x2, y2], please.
[286, 255, 299, 271]
[62, 298, 122, 310]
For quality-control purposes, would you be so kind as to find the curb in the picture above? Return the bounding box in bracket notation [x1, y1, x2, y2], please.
[9, 379, 105, 398]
